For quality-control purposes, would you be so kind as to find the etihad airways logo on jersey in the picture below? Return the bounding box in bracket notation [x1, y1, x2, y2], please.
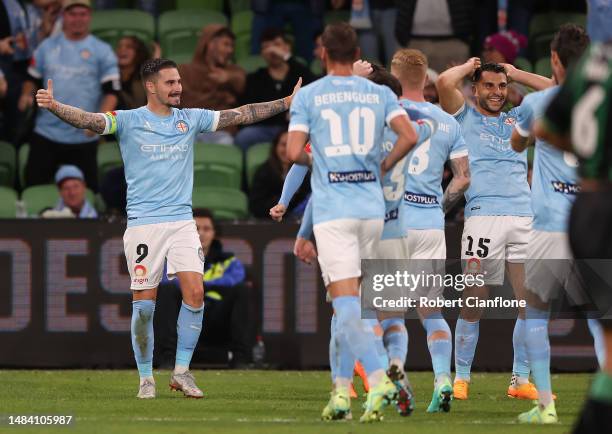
[404, 191, 438, 205]
[140, 144, 189, 160]
[328, 170, 376, 183]
[551, 181, 580, 195]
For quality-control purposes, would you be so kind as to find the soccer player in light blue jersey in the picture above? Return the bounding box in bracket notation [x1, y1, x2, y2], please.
[382, 48, 471, 414]
[510, 24, 597, 424]
[437, 57, 552, 400]
[287, 22, 418, 423]
[35, 57, 300, 399]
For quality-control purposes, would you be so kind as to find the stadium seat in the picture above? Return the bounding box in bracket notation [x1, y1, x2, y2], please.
[234, 34, 251, 61]
[238, 55, 266, 73]
[18, 143, 28, 188]
[90, 10, 155, 48]
[159, 10, 228, 61]
[21, 184, 96, 216]
[246, 142, 271, 188]
[231, 10, 253, 37]
[0, 186, 17, 218]
[535, 58, 552, 78]
[192, 186, 248, 220]
[176, 0, 224, 11]
[97, 141, 123, 184]
[0, 141, 16, 187]
[528, 13, 586, 60]
[514, 57, 532, 73]
[193, 143, 243, 189]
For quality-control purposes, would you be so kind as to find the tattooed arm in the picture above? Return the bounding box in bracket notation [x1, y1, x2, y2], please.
[442, 156, 470, 214]
[216, 77, 302, 129]
[36, 79, 107, 134]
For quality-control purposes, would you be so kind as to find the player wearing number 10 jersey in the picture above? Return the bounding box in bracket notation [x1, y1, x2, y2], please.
[287, 23, 418, 423]
[35, 58, 300, 400]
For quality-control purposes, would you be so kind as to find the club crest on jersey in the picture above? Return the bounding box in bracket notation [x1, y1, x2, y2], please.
[198, 247, 205, 263]
[504, 117, 516, 125]
[80, 49, 91, 60]
[175, 120, 189, 134]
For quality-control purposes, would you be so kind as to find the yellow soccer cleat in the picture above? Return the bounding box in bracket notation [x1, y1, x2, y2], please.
[518, 402, 558, 424]
[508, 382, 557, 400]
[359, 377, 397, 423]
[453, 379, 469, 400]
[321, 388, 352, 421]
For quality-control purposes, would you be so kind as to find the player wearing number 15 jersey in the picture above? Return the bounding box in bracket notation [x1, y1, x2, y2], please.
[437, 58, 552, 401]
[35, 58, 300, 400]
[287, 23, 418, 423]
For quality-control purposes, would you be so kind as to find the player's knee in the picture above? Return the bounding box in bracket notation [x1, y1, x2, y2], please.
[183, 285, 204, 307]
[428, 330, 451, 342]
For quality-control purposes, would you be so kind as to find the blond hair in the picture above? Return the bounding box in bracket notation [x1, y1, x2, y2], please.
[391, 49, 428, 88]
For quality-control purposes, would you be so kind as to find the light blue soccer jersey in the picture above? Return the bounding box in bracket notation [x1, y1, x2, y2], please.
[515, 86, 578, 232]
[401, 100, 467, 231]
[381, 118, 435, 239]
[29, 33, 119, 144]
[102, 107, 219, 227]
[289, 75, 405, 225]
[454, 104, 532, 218]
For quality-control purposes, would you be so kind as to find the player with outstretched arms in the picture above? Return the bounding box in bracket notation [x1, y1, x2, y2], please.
[35, 58, 301, 399]
[286, 22, 418, 423]
[436, 57, 551, 400]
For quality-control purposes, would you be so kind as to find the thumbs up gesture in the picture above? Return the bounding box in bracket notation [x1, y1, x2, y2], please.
[36, 78, 56, 110]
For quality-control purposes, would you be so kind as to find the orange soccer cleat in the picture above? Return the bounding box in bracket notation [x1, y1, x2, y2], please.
[507, 382, 557, 400]
[354, 361, 370, 393]
[453, 379, 469, 400]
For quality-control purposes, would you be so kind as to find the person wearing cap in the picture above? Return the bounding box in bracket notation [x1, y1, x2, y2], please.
[482, 30, 527, 65]
[19, 0, 120, 191]
[51, 164, 97, 217]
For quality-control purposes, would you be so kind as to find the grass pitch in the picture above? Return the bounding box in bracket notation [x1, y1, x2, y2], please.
[0, 370, 592, 434]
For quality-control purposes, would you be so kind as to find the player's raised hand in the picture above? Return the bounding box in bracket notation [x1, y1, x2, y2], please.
[36, 79, 56, 110]
[352, 60, 373, 77]
[465, 57, 481, 74]
[287, 77, 302, 105]
[294, 237, 317, 264]
[269, 203, 287, 222]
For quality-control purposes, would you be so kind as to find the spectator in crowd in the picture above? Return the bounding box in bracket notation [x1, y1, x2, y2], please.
[348, 0, 399, 66]
[481, 29, 527, 65]
[1, 0, 34, 143]
[116, 35, 150, 110]
[46, 164, 98, 218]
[178, 24, 245, 145]
[236, 28, 315, 150]
[588, 0, 612, 43]
[28, 0, 63, 49]
[251, 0, 326, 63]
[156, 209, 252, 368]
[395, 0, 475, 73]
[19, 0, 120, 192]
[249, 130, 310, 219]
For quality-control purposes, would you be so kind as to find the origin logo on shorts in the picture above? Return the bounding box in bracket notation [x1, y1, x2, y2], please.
[404, 191, 438, 205]
[133, 264, 149, 285]
[328, 170, 376, 183]
[465, 258, 481, 274]
[175, 120, 189, 134]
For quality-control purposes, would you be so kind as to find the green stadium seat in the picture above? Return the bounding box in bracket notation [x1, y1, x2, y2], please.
[528, 13, 586, 60]
[193, 143, 243, 189]
[324, 10, 350, 25]
[18, 143, 28, 188]
[97, 141, 123, 184]
[234, 35, 251, 62]
[238, 54, 266, 73]
[535, 57, 552, 78]
[192, 186, 248, 220]
[231, 10, 253, 37]
[171, 52, 194, 65]
[91, 10, 155, 48]
[229, 0, 250, 13]
[0, 141, 16, 187]
[21, 184, 96, 217]
[176, 0, 224, 11]
[159, 10, 228, 61]
[0, 186, 17, 218]
[310, 59, 323, 77]
[246, 142, 271, 188]
[514, 57, 532, 73]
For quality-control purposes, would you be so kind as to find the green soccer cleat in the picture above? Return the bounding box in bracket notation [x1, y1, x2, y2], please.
[321, 388, 352, 421]
[518, 402, 558, 424]
[359, 376, 397, 423]
[426, 376, 453, 413]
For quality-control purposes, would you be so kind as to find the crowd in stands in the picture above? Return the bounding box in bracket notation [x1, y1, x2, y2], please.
[0, 0, 600, 221]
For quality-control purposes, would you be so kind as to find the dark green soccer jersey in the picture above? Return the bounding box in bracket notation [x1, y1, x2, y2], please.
[544, 42, 612, 181]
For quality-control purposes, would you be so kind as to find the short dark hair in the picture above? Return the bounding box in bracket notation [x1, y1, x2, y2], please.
[367, 64, 402, 97]
[193, 208, 218, 234]
[140, 58, 177, 82]
[321, 22, 358, 63]
[211, 27, 235, 41]
[261, 27, 288, 45]
[472, 62, 507, 83]
[551, 23, 590, 68]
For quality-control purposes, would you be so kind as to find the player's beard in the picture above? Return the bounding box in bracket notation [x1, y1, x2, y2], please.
[166, 94, 181, 108]
[478, 94, 505, 115]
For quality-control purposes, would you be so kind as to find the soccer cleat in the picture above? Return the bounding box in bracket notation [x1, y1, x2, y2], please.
[387, 364, 414, 416]
[507, 382, 556, 400]
[321, 388, 352, 421]
[453, 379, 469, 400]
[136, 378, 156, 399]
[169, 371, 204, 398]
[354, 361, 369, 393]
[349, 383, 358, 399]
[518, 402, 558, 424]
[359, 376, 397, 423]
[427, 377, 453, 413]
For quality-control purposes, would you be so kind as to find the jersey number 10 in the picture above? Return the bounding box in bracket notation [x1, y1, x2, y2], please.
[321, 107, 376, 156]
